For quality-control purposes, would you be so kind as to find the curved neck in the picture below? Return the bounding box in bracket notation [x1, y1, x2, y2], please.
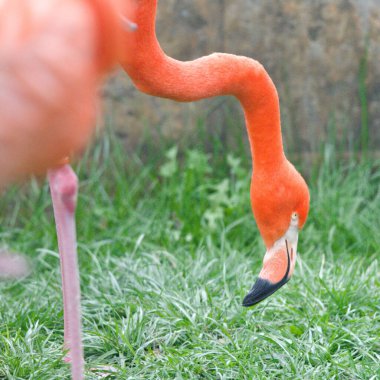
[241, 86, 286, 170]
[123, 0, 286, 170]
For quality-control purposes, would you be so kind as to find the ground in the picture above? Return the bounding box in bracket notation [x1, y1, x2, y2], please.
[0, 130, 379, 379]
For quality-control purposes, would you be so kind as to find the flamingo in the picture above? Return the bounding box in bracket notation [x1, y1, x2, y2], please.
[1, 0, 309, 376]
[0, 0, 134, 379]
[120, 0, 310, 306]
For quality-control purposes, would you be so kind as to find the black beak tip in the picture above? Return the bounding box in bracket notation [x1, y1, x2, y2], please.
[242, 276, 289, 307]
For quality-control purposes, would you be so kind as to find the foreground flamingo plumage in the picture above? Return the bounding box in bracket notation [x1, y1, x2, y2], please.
[0, 1, 133, 379]
[121, 0, 310, 305]
[0, 0, 127, 188]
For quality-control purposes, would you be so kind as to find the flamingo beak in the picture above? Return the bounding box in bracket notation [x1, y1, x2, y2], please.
[242, 239, 297, 307]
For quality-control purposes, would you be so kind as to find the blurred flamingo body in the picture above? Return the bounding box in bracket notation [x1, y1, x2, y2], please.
[0, 1, 131, 379]
[121, 0, 310, 305]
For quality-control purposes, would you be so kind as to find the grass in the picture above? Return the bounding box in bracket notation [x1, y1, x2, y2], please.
[0, 128, 379, 379]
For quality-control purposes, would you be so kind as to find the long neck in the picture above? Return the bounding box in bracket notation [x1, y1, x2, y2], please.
[123, 0, 286, 170]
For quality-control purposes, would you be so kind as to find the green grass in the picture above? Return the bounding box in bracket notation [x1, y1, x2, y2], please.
[0, 129, 379, 379]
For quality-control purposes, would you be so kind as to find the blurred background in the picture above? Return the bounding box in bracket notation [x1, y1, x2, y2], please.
[103, 0, 380, 167]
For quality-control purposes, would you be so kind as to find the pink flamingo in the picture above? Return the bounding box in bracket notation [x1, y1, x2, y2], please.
[121, 0, 310, 305]
[0, 1, 134, 378]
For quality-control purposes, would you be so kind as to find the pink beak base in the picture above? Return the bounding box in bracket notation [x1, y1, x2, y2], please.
[242, 243, 291, 307]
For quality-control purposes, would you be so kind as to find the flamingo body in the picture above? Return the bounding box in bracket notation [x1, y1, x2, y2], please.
[0, 0, 127, 189]
[0, 1, 134, 379]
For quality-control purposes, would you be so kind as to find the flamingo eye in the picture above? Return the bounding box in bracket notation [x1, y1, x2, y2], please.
[290, 212, 300, 227]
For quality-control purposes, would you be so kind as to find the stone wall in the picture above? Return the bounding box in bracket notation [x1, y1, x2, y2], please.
[103, 0, 380, 156]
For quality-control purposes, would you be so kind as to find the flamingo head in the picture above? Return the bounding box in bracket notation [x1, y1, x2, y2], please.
[243, 160, 309, 306]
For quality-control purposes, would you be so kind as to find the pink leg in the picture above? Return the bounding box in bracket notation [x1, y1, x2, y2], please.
[48, 165, 84, 380]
